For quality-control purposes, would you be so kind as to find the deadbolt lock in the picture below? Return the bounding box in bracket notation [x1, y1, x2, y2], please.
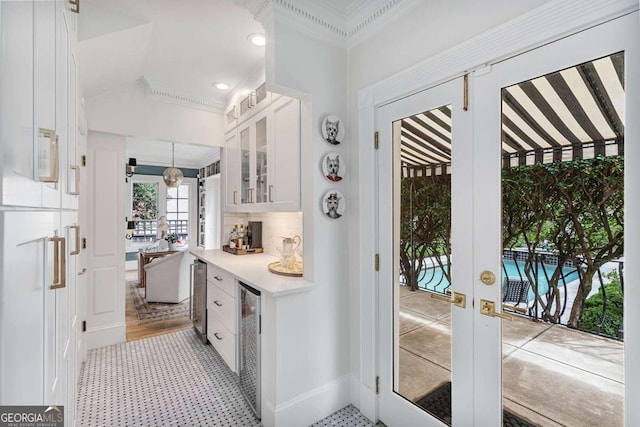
[480, 270, 496, 285]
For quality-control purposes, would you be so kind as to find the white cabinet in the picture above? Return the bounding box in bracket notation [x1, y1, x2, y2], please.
[224, 130, 241, 211]
[223, 95, 301, 212]
[206, 265, 237, 372]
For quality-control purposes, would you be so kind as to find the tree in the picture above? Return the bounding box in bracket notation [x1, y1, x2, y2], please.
[400, 174, 451, 292]
[132, 183, 158, 221]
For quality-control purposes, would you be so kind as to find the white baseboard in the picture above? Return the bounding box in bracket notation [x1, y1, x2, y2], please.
[85, 322, 126, 350]
[265, 374, 352, 427]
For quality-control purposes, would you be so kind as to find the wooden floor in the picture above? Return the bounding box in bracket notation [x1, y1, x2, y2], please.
[125, 270, 193, 342]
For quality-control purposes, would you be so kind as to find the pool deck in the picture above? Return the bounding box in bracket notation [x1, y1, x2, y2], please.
[398, 286, 624, 426]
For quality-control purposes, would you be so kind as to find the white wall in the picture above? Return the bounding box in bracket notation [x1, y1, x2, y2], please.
[345, 0, 551, 411]
[223, 211, 303, 257]
[85, 81, 225, 147]
[257, 10, 351, 427]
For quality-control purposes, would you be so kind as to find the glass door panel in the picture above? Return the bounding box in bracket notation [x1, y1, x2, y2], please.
[499, 52, 625, 427]
[255, 117, 268, 203]
[378, 77, 474, 427]
[240, 127, 250, 204]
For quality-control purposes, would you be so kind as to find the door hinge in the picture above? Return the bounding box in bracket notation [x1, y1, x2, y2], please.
[81, 155, 86, 166]
[374, 132, 379, 150]
[375, 254, 380, 272]
[81, 238, 87, 249]
[82, 320, 87, 332]
[376, 376, 380, 394]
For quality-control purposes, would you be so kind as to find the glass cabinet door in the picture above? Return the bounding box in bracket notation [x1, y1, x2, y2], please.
[255, 117, 268, 203]
[240, 127, 250, 204]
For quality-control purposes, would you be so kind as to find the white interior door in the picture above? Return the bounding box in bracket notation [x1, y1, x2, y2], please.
[377, 76, 474, 426]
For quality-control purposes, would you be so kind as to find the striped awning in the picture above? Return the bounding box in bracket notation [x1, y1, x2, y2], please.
[400, 52, 625, 176]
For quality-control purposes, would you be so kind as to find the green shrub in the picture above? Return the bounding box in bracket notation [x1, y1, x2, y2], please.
[580, 271, 623, 338]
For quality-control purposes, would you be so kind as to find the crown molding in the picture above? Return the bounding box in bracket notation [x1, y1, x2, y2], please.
[236, 0, 413, 44]
[140, 77, 226, 114]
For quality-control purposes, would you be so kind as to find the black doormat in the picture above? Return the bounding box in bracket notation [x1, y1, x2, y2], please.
[416, 382, 539, 427]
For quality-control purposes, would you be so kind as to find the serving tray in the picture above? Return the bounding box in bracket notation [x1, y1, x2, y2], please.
[223, 245, 264, 255]
[268, 261, 303, 277]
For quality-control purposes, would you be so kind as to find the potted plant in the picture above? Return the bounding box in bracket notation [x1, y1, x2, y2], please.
[165, 233, 178, 250]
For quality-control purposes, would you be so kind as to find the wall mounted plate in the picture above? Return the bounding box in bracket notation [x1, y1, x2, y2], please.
[322, 190, 345, 219]
[321, 152, 345, 182]
[320, 114, 345, 145]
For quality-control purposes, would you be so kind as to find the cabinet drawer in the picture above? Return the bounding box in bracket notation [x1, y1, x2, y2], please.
[207, 282, 236, 334]
[207, 311, 236, 372]
[206, 266, 235, 297]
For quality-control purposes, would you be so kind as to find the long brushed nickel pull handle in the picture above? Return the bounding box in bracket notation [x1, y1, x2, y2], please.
[39, 129, 59, 183]
[70, 225, 80, 255]
[268, 185, 273, 202]
[70, 165, 80, 195]
[50, 237, 66, 289]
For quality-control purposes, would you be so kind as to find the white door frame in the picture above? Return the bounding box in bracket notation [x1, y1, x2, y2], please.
[357, 0, 639, 424]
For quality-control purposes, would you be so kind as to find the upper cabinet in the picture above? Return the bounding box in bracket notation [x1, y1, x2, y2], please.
[223, 95, 300, 212]
[0, 0, 79, 210]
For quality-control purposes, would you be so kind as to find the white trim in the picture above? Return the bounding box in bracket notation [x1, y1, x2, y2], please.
[85, 322, 126, 350]
[263, 374, 351, 427]
[140, 77, 226, 114]
[362, 0, 638, 109]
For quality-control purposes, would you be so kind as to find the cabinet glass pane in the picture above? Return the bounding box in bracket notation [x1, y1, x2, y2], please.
[256, 117, 268, 203]
[241, 127, 250, 203]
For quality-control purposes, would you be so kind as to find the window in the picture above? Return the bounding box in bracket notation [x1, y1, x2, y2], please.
[131, 182, 158, 242]
[166, 184, 190, 240]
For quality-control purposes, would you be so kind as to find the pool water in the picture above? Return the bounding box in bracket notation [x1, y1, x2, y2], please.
[408, 259, 580, 299]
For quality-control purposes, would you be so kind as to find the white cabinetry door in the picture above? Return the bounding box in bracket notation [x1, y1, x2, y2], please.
[0, 211, 56, 404]
[224, 130, 240, 211]
[269, 97, 300, 211]
[0, 1, 43, 208]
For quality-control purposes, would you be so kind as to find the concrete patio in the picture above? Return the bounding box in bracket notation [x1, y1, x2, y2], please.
[398, 286, 624, 426]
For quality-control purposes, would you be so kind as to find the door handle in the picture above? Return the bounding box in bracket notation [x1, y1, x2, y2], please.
[49, 237, 66, 290]
[480, 299, 513, 321]
[430, 291, 466, 308]
[39, 129, 59, 183]
[70, 165, 80, 195]
[233, 190, 237, 204]
[214, 333, 222, 340]
[214, 300, 222, 307]
[214, 276, 223, 281]
[268, 185, 273, 202]
[189, 263, 195, 320]
[70, 225, 80, 255]
[77, 268, 87, 276]
[502, 303, 528, 314]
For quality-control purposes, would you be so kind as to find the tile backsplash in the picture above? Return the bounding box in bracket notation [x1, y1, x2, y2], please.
[223, 212, 303, 258]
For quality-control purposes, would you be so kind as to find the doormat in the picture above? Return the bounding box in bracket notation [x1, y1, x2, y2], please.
[416, 382, 539, 427]
[129, 281, 190, 324]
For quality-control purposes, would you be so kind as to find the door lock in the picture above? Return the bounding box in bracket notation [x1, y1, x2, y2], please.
[480, 270, 496, 285]
[479, 299, 512, 321]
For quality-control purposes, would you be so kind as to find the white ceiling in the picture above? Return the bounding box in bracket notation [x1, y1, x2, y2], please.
[78, 0, 266, 102]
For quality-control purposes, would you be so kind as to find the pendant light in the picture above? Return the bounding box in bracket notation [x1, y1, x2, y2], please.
[163, 143, 183, 188]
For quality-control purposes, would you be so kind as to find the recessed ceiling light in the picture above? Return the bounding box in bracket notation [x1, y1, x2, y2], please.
[248, 33, 266, 46]
[214, 82, 229, 90]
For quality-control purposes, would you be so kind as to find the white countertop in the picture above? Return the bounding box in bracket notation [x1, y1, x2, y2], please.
[189, 249, 314, 297]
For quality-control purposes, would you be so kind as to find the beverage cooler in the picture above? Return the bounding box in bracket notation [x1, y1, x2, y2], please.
[238, 281, 261, 418]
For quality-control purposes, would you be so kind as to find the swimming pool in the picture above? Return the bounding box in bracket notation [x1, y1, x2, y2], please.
[405, 259, 580, 298]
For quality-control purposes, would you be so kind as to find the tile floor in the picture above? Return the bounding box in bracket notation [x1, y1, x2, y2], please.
[77, 329, 375, 426]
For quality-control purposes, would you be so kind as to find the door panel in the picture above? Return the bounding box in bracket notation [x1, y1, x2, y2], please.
[378, 77, 474, 426]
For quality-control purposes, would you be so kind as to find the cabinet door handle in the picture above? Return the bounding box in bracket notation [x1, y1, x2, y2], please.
[214, 300, 222, 307]
[233, 190, 237, 205]
[249, 188, 255, 203]
[214, 276, 223, 281]
[68, 0, 79, 14]
[77, 268, 87, 276]
[70, 165, 80, 195]
[49, 237, 66, 290]
[39, 129, 59, 183]
[214, 333, 222, 340]
[268, 185, 273, 202]
[70, 225, 80, 255]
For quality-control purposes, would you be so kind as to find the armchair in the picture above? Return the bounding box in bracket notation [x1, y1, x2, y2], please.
[144, 251, 186, 303]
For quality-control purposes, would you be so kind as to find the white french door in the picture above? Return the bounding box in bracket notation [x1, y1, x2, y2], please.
[377, 12, 639, 427]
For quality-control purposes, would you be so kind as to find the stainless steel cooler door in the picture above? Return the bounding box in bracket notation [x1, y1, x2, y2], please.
[192, 260, 207, 343]
[239, 282, 261, 418]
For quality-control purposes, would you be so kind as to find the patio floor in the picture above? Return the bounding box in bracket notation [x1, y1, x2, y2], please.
[398, 286, 624, 426]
